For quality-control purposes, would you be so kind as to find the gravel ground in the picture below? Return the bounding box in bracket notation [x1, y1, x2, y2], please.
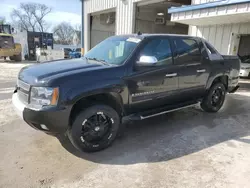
[0, 60, 250, 188]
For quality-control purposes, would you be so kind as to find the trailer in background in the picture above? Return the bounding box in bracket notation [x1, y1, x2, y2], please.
[13, 31, 53, 61]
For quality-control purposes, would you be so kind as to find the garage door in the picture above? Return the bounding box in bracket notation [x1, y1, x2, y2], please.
[90, 13, 115, 49]
[238, 35, 250, 57]
[135, 4, 188, 34]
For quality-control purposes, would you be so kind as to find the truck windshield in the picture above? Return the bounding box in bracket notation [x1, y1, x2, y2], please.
[84, 36, 140, 65]
[0, 25, 11, 34]
[0, 36, 14, 48]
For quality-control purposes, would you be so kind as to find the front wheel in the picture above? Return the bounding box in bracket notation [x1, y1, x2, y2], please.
[68, 105, 120, 152]
[201, 83, 226, 113]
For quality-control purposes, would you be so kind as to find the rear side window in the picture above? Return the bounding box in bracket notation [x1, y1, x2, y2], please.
[174, 38, 201, 64]
[139, 38, 173, 66]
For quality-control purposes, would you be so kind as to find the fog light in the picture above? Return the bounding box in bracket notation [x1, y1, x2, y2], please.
[40, 124, 49, 130]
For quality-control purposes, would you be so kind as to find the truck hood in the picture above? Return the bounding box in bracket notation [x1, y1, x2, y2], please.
[19, 58, 110, 84]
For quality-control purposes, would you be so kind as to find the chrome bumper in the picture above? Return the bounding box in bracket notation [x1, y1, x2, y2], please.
[12, 93, 25, 119]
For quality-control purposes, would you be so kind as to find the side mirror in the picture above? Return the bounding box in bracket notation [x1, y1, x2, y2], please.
[136, 56, 158, 66]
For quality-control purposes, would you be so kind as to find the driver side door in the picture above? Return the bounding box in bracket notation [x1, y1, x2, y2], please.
[126, 37, 179, 113]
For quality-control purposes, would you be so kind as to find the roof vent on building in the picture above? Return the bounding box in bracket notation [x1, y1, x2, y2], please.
[155, 17, 165, 25]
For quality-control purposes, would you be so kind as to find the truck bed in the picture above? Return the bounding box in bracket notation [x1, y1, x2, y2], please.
[222, 55, 239, 60]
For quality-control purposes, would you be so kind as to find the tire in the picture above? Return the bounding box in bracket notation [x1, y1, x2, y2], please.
[14, 53, 22, 62]
[9, 56, 15, 61]
[68, 104, 121, 152]
[201, 82, 226, 113]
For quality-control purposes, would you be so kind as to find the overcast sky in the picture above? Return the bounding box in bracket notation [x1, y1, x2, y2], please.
[0, 0, 82, 26]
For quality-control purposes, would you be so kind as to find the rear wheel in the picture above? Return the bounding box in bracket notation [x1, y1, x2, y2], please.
[14, 53, 22, 62]
[201, 83, 226, 113]
[9, 56, 15, 61]
[68, 104, 120, 152]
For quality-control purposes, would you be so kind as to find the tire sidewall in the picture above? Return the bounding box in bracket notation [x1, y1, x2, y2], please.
[69, 105, 120, 152]
[202, 83, 226, 112]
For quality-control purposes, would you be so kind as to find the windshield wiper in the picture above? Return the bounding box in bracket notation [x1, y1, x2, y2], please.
[85, 57, 110, 66]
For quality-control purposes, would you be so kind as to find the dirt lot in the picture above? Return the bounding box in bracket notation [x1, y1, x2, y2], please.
[0, 61, 250, 188]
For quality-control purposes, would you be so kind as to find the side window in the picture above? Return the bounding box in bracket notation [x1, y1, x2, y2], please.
[139, 38, 173, 66]
[174, 38, 201, 64]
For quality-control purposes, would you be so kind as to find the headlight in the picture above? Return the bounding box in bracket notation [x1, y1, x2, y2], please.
[30, 87, 59, 108]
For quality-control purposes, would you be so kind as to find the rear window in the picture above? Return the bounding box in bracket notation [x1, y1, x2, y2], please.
[64, 48, 72, 51]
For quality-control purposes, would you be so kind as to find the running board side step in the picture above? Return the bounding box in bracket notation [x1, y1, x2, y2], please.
[140, 103, 197, 120]
[122, 100, 199, 123]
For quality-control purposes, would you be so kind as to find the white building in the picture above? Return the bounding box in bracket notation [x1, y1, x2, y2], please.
[83, 0, 250, 58]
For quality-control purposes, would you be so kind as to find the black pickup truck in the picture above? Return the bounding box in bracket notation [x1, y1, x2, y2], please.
[12, 34, 240, 152]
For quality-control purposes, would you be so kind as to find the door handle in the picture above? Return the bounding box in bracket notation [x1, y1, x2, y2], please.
[197, 69, 206, 73]
[165, 73, 177, 77]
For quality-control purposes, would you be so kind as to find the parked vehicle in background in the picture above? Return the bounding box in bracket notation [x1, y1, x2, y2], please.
[63, 48, 72, 59]
[69, 48, 81, 58]
[240, 58, 250, 78]
[12, 34, 240, 152]
[0, 24, 22, 61]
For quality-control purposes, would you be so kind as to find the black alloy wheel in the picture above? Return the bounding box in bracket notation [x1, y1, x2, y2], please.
[68, 105, 120, 152]
[211, 86, 224, 108]
[80, 112, 113, 145]
[201, 82, 226, 113]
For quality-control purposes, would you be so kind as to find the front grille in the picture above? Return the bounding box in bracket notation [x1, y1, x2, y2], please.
[17, 80, 30, 91]
[17, 80, 30, 104]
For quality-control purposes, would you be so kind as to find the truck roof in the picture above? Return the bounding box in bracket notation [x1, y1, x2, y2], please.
[113, 33, 200, 40]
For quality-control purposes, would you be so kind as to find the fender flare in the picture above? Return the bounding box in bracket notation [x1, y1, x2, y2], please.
[206, 73, 229, 90]
[66, 81, 126, 115]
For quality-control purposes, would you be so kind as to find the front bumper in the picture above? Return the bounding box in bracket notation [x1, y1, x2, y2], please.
[12, 93, 70, 134]
[240, 69, 250, 77]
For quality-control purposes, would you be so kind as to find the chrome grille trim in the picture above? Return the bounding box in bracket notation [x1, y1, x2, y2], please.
[17, 79, 30, 91]
[17, 91, 29, 105]
[17, 79, 30, 104]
